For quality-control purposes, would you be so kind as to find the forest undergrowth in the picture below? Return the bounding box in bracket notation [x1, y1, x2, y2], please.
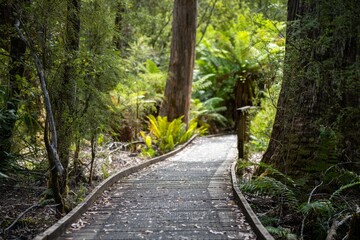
[238, 159, 360, 240]
[0, 141, 146, 240]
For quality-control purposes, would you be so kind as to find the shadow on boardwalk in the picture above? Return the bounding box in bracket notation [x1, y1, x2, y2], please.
[59, 135, 256, 240]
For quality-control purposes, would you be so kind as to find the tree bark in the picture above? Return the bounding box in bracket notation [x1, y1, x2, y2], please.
[160, 0, 197, 125]
[261, 0, 360, 180]
[52, 0, 80, 195]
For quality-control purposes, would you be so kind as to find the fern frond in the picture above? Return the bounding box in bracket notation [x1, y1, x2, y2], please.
[147, 115, 161, 138]
[240, 176, 298, 206]
[299, 200, 334, 216]
[330, 181, 360, 201]
[193, 74, 214, 92]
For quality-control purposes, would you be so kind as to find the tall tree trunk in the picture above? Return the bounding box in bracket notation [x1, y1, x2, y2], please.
[53, 0, 80, 195]
[113, 1, 129, 53]
[261, 0, 360, 182]
[159, 0, 197, 125]
[0, 2, 26, 164]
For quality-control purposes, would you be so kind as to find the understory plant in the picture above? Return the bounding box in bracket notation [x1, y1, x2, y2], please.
[194, 7, 285, 126]
[108, 57, 166, 142]
[237, 161, 360, 240]
[248, 83, 280, 154]
[190, 97, 228, 133]
[140, 115, 207, 156]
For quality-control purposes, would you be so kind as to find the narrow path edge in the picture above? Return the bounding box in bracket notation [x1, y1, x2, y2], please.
[230, 161, 275, 240]
[34, 135, 197, 240]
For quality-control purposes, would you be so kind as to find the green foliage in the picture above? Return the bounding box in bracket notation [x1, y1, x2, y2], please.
[41, 188, 54, 199]
[148, 115, 182, 153]
[266, 226, 297, 240]
[100, 163, 110, 179]
[242, 176, 298, 206]
[299, 200, 334, 217]
[140, 115, 202, 155]
[248, 84, 279, 153]
[139, 131, 156, 157]
[190, 97, 227, 133]
[239, 161, 360, 239]
[73, 184, 87, 204]
[243, 0, 287, 21]
[194, 7, 285, 125]
[116, 0, 173, 53]
[106, 37, 167, 141]
[330, 181, 360, 201]
[239, 161, 296, 185]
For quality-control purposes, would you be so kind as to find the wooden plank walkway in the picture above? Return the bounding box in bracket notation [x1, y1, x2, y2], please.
[58, 135, 256, 239]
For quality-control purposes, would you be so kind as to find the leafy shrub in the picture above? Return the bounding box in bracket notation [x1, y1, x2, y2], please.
[140, 115, 206, 155]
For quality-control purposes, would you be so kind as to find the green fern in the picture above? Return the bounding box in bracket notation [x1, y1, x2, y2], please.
[241, 176, 298, 206]
[330, 181, 360, 201]
[238, 161, 298, 207]
[140, 131, 152, 148]
[266, 226, 296, 240]
[190, 97, 228, 131]
[143, 115, 201, 154]
[192, 73, 214, 92]
[238, 160, 296, 186]
[299, 200, 334, 216]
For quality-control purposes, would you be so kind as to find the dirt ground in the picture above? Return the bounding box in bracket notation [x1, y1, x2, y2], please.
[0, 143, 146, 240]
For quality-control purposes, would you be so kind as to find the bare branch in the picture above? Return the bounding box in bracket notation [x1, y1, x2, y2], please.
[4, 204, 41, 234]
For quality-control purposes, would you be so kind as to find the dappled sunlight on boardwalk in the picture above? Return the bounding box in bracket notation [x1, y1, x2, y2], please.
[59, 135, 255, 239]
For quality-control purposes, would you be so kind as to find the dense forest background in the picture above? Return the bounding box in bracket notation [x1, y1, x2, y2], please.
[0, 0, 359, 239]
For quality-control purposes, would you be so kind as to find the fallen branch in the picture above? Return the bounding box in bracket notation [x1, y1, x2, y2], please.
[326, 210, 358, 240]
[2, 202, 60, 238]
[3, 204, 41, 235]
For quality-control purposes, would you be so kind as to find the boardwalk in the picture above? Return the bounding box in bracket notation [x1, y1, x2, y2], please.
[59, 135, 256, 239]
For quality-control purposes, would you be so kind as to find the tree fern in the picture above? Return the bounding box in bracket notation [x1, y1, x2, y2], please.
[190, 97, 228, 131]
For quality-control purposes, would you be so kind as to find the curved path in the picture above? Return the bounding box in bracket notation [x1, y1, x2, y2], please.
[59, 135, 256, 239]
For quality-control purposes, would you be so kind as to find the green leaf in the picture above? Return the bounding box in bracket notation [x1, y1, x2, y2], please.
[147, 115, 161, 138]
[145, 59, 160, 73]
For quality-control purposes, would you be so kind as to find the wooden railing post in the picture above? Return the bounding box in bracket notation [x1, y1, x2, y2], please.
[237, 106, 257, 159]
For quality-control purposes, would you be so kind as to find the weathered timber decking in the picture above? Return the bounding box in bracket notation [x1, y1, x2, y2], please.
[58, 135, 256, 239]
